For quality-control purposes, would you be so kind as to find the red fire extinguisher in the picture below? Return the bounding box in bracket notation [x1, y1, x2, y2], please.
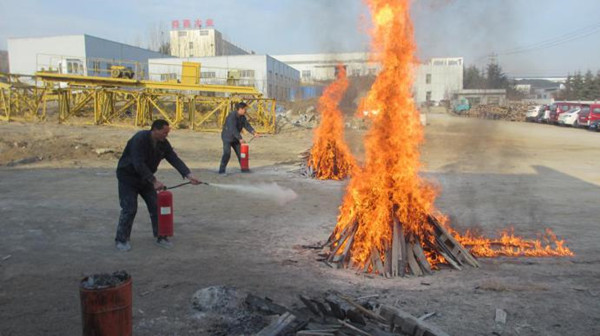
[240, 143, 250, 172]
[157, 190, 174, 237]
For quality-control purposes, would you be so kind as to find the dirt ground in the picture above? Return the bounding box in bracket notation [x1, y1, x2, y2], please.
[1, 112, 599, 335]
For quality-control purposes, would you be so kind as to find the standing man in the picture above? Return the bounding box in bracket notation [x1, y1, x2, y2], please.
[219, 102, 259, 175]
[115, 119, 201, 251]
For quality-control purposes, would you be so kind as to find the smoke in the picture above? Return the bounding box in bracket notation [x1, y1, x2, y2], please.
[210, 182, 298, 206]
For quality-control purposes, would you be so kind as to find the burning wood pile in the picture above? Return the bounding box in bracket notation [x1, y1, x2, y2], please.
[248, 292, 450, 336]
[297, 66, 356, 180]
[316, 0, 573, 278]
[322, 215, 479, 277]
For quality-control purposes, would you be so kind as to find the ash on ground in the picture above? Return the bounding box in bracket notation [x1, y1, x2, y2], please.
[191, 286, 272, 336]
[81, 270, 130, 290]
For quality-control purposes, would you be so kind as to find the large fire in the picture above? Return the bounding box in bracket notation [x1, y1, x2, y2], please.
[330, 0, 437, 267]
[326, 0, 573, 275]
[308, 65, 356, 180]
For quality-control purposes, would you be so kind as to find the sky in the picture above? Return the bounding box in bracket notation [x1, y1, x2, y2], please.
[1, 0, 599, 77]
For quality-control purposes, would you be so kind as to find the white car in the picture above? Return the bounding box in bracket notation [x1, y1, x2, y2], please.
[558, 107, 581, 126]
[525, 105, 542, 121]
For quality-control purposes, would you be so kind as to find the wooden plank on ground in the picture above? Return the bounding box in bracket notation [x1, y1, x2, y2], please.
[371, 247, 386, 276]
[379, 305, 451, 336]
[256, 312, 296, 336]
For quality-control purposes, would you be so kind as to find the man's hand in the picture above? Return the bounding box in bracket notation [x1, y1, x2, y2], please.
[253, 132, 260, 138]
[153, 179, 166, 191]
[186, 174, 202, 185]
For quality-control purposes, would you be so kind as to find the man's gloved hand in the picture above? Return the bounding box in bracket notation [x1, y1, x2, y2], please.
[153, 179, 166, 191]
[186, 174, 202, 185]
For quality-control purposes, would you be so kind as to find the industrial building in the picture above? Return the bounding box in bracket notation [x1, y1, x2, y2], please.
[7, 34, 168, 79]
[148, 55, 300, 101]
[170, 26, 249, 58]
[0, 50, 8, 73]
[273, 53, 463, 105]
[414, 57, 464, 105]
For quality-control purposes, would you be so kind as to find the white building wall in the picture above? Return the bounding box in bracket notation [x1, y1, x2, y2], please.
[7, 35, 86, 75]
[170, 28, 248, 58]
[414, 57, 463, 104]
[148, 55, 300, 101]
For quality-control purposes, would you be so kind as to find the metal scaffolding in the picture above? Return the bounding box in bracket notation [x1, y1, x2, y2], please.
[0, 67, 277, 133]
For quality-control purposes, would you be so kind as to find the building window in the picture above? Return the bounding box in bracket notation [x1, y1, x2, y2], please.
[352, 69, 361, 77]
[426, 91, 432, 102]
[160, 73, 177, 81]
[240, 70, 255, 78]
[92, 61, 101, 74]
[448, 60, 459, 66]
[189, 42, 193, 49]
[199, 30, 209, 36]
[433, 60, 445, 66]
[201, 71, 216, 78]
[368, 68, 377, 75]
[178, 31, 187, 37]
[426, 73, 431, 84]
[301, 70, 311, 78]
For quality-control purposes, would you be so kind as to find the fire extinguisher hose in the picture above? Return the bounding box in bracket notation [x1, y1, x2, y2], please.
[164, 181, 210, 190]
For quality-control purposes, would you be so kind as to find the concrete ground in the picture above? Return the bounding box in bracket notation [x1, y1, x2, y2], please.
[0, 113, 599, 335]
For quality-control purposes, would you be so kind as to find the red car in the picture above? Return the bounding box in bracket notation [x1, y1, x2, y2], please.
[586, 103, 600, 128]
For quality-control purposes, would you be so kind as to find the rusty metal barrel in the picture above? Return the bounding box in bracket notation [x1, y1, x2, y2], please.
[79, 272, 132, 336]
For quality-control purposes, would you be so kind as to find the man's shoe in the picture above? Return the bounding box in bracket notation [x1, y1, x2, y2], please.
[218, 171, 227, 176]
[155, 236, 173, 249]
[116, 241, 131, 252]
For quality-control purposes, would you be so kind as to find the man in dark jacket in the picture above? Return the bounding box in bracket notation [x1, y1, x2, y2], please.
[115, 119, 201, 251]
[219, 102, 259, 174]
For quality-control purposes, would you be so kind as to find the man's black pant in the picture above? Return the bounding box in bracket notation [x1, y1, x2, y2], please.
[115, 179, 158, 243]
[219, 139, 241, 173]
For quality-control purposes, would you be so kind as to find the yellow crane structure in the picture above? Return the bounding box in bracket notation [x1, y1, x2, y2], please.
[0, 62, 277, 133]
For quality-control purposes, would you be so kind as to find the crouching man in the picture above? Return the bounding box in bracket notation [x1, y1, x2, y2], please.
[115, 119, 201, 251]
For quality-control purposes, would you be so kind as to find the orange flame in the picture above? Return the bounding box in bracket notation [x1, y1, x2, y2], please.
[331, 0, 439, 267]
[308, 65, 356, 180]
[454, 227, 574, 257]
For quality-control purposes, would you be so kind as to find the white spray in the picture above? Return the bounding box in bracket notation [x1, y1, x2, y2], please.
[210, 182, 298, 205]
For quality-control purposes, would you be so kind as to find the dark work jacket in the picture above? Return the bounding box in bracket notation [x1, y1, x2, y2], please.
[221, 110, 255, 142]
[116, 130, 191, 184]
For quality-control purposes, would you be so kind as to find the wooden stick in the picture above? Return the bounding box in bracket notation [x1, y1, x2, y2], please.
[396, 218, 407, 277]
[371, 247, 385, 276]
[406, 241, 423, 276]
[392, 220, 399, 277]
[428, 215, 480, 268]
[337, 319, 374, 336]
[412, 238, 433, 275]
[438, 250, 462, 270]
[335, 294, 388, 323]
[256, 312, 296, 336]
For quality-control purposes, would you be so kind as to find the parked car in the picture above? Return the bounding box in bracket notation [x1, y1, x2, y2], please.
[558, 107, 582, 126]
[586, 103, 600, 130]
[589, 120, 600, 132]
[537, 104, 551, 123]
[550, 102, 579, 124]
[525, 105, 542, 121]
[576, 104, 591, 128]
